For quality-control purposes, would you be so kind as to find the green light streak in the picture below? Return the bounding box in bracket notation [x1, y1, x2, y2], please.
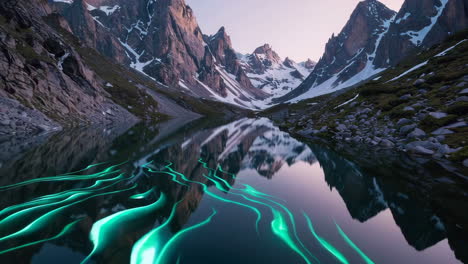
[0, 219, 82, 255]
[272, 209, 312, 264]
[82, 192, 167, 263]
[131, 200, 183, 264]
[303, 214, 349, 264]
[0, 184, 137, 245]
[130, 188, 155, 200]
[201, 161, 315, 262]
[149, 163, 262, 233]
[0, 163, 123, 191]
[145, 167, 189, 187]
[0, 174, 126, 230]
[155, 209, 217, 264]
[335, 222, 375, 264]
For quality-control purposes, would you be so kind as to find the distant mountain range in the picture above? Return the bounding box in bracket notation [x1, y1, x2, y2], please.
[0, 0, 466, 134]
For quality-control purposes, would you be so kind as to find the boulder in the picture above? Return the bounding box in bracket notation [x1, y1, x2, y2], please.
[413, 79, 426, 86]
[400, 124, 417, 135]
[459, 88, 468, 94]
[463, 159, 468, 168]
[408, 128, 426, 139]
[410, 146, 435, 155]
[400, 94, 412, 100]
[397, 118, 411, 126]
[380, 139, 395, 148]
[429, 112, 448, 119]
[432, 128, 454, 135]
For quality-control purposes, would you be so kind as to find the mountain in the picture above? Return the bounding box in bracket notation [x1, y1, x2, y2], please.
[279, 0, 468, 103]
[238, 44, 315, 100]
[278, 0, 396, 103]
[0, 0, 255, 138]
[50, 0, 268, 109]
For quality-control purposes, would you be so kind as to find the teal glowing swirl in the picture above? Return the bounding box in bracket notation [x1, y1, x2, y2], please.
[83, 191, 167, 263]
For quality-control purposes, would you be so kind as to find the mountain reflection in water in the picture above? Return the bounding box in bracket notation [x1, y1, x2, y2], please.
[0, 118, 466, 264]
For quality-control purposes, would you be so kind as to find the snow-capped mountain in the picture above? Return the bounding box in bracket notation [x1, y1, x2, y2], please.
[278, 0, 396, 103]
[50, 0, 268, 109]
[278, 0, 468, 103]
[238, 44, 315, 100]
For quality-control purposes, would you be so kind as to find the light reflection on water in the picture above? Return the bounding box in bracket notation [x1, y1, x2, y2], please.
[0, 117, 465, 264]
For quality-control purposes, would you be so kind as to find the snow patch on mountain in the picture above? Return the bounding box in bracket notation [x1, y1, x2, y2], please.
[401, 0, 449, 45]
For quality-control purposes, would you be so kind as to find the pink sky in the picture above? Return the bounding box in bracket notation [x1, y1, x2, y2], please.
[186, 0, 404, 62]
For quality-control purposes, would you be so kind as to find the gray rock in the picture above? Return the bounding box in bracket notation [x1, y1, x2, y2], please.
[0, 119, 10, 126]
[456, 82, 467, 88]
[439, 85, 450, 91]
[418, 89, 428, 94]
[400, 94, 412, 100]
[459, 88, 468, 94]
[397, 118, 411, 126]
[403, 106, 415, 111]
[436, 135, 446, 142]
[400, 124, 417, 135]
[410, 146, 435, 155]
[408, 128, 426, 139]
[456, 96, 468, 102]
[406, 141, 439, 151]
[319, 126, 328, 132]
[336, 124, 347, 131]
[463, 159, 468, 168]
[380, 139, 395, 148]
[432, 128, 454, 135]
[429, 112, 448, 119]
[413, 79, 426, 86]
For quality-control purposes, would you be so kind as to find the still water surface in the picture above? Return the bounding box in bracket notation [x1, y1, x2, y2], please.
[0, 118, 466, 264]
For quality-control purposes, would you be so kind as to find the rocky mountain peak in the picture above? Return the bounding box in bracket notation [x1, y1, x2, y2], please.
[283, 57, 295, 68]
[302, 59, 316, 70]
[253, 43, 281, 63]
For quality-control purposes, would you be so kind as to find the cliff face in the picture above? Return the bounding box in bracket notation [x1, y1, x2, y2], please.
[280, 0, 468, 103]
[0, 0, 138, 137]
[279, 0, 396, 102]
[375, 0, 468, 67]
[52, 0, 268, 108]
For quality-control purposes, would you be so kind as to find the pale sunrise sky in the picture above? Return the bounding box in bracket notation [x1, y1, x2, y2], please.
[186, 0, 404, 62]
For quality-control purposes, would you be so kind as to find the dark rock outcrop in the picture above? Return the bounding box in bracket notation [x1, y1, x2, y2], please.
[0, 0, 138, 137]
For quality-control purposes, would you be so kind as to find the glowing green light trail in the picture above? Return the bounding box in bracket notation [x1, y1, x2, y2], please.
[130, 188, 156, 200]
[0, 174, 126, 230]
[303, 213, 349, 264]
[0, 163, 123, 191]
[272, 209, 313, 264]
[131, 200, 183, 264]
[201, 161, 315, 262]
[335, 222, 375, 264]
[82, 192, 167, 263]
[0, 184, 137, 246]
[0, 219, 82, 255]
[155, 209, 217, 264]
[163, 165, 262, 233]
